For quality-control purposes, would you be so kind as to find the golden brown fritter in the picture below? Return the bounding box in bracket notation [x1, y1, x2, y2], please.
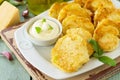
[66, 28, 92, 40]
[107, 9, 120, 35]
[49, 2, 68, 19]
[108, 9, 120, 22]
[62, 15, 94, 34]
[58, 2, 92, 22]
[66, 28, 94, 56]
[51, 34, 89, 72]
[94, 5, 115, 26]
[84, 0, 114, 12]
[93, 19, 119, 41]
[98, 33, 119, 51]
[74, 0, 87, 7]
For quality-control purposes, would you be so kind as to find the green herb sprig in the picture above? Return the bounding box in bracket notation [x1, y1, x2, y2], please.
[88, 39, 116, 66]
[35, 27, 42, 33]
[42, 18, 46, 23]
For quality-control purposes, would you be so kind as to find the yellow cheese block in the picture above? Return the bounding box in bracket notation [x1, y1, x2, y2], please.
[0, 1, 20, 31]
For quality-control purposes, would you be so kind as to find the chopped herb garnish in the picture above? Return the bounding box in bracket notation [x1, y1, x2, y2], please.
[88, 39, 116, 66]
[48, 24, 53, 30]
[42, 18, 46, 23]
[35, 27, 42, 33]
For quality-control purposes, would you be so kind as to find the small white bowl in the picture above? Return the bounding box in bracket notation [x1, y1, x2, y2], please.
[24, 15, 62, 46]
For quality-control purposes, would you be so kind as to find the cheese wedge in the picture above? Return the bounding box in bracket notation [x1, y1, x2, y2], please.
[0, 1, 20, 31]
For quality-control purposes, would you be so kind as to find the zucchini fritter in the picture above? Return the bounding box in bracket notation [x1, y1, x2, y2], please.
[58, 2, 92, 22]
[74, 0, 87, 7]
[93, 19, 119, 51]
[98, 33, 119, 51]
[49, 2, 67, 19]
[67, 28, 94, 56]
[94, 5, 115, 26]
[107, 9, 120, 35]
[84, 0, 114, 12]
[51, 34, 89, 72]
[62, 15, 94, 34]
[93, 19, 119, 41]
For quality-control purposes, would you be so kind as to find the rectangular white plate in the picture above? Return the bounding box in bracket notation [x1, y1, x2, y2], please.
[14, 0, 120, 79]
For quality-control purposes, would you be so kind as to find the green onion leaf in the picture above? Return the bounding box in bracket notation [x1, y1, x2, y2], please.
[42, 18, 46, 23]
[35, 27, 42, 33]
[48, 24, 53, 30]
[98, 56, 116, 66]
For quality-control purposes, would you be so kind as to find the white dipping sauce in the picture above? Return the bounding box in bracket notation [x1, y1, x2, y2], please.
[29, 18, 59, 40]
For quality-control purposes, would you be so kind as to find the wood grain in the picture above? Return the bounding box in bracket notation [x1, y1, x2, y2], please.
[1, 23, 120, 80]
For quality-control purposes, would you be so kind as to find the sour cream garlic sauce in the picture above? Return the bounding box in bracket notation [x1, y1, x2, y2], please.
[29, 18, 60, 40]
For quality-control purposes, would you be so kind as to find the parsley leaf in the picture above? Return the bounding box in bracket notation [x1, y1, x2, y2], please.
[88, 39, 116, 66]
[35, 27, 42, 33]
[99, 56, 116, 66]
[42, 18, 46, 23]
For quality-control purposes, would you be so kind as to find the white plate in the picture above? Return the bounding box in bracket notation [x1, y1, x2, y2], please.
[14, 0, 120, 79]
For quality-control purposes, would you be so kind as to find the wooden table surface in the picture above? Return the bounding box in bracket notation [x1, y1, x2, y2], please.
[0, 1, 120, 80]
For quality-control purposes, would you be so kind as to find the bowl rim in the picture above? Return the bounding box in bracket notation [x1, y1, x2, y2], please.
[24, 15, 62, 42]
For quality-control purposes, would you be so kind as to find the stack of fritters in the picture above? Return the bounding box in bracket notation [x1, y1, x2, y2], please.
[49, 0, 120, 72]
